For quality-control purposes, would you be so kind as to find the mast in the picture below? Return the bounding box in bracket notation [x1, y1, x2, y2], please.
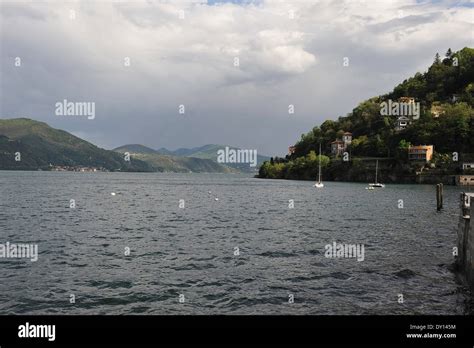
[318, 143, 322, 183]
[375, 160, 378, 184]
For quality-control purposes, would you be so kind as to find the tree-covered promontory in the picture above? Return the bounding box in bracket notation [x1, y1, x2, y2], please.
[258, 47, 474, 183]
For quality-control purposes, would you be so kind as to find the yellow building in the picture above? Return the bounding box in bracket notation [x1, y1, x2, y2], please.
[408, 145, 434, 162]
[457, 175, 474, 186]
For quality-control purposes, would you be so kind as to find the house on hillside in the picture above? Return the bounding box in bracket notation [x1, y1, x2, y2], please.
[342, 132, 352, 145]
[331, 132, 352, 156]
[408, 145, 434, 162]
[462, 163, 474, 171]
[331, 140, 345, 156]
[395, 116, 410, 131]
[386, 97, 419, 131]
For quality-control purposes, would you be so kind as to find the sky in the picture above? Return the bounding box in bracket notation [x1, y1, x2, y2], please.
[0, 0, 473, 156]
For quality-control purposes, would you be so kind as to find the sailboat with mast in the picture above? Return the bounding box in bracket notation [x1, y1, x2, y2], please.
[314, 143, 324, 188]
[368, 160, 385, 188]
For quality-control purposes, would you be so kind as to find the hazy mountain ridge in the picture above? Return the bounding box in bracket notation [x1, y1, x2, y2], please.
[115, 143, 270, 172]
[112, 144, 236, 173]
[113, 147, 236, 173]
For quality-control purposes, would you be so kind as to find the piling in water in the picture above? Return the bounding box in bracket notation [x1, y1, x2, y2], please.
[456, 192, 474, 290]
[436, 183, 443, 211]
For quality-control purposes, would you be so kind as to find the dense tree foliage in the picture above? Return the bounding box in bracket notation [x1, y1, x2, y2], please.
[259, 47, 474, 181]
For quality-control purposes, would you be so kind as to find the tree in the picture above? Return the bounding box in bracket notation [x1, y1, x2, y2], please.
[446, 48, 452, 58]
[434, 53, 441, 64]
[398, 139, 411, 149]
[307, 150, 317, 163]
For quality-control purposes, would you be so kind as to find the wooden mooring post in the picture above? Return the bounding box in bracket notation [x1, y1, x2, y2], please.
[456, 192, 474, 290]
[436, 183, 443, 211]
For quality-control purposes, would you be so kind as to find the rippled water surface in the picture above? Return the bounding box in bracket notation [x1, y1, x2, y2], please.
[0, 171, 471, 314]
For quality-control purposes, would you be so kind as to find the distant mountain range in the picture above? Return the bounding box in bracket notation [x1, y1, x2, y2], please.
[111, 144, 235, 173]
[114, 144, 269, 172]
[0, 118, 267, 173]
[0, 118, 152, 172]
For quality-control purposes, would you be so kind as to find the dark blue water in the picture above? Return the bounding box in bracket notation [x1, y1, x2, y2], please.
[0, 171, 471, 314]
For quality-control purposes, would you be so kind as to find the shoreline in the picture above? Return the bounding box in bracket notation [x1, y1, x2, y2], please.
[1, 168, 472, 187]
[255, 175, 474, 186]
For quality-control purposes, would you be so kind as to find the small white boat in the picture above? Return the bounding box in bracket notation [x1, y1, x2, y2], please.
[368, 160, 385, 188]
[369, 183, 385, 188]
[314, 143, 324, 188]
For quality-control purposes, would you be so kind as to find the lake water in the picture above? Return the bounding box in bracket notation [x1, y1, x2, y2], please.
[0, 171, 472, 315]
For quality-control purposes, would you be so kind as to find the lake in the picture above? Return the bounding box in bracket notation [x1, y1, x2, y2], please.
[0, 171, 471, 314]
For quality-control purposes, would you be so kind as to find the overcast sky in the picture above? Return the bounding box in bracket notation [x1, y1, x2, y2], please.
[1, 0, 472, 156]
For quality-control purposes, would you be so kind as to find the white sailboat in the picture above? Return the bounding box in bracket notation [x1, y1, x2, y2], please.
[314, 143, 324, 188]
[368, 160, 385, 188]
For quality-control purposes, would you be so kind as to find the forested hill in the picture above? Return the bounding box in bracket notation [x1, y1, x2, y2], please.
[259, 47, 474, 182]
[0, 119, 235, 173]
[0, 118, 153, 171]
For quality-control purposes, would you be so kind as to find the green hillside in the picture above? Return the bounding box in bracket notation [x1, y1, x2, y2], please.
[115, 143, 269, 173]
[0, 118, 152, 171]
[114, 144, 158, 154]
[133, 153, 235, 173]
[165, 144, 269, 172]
[113, 145, 235, 173]
[0, 120, 238, 173]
